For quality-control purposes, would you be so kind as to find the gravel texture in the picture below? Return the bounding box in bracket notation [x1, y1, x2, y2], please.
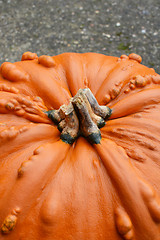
[0, 0, 159, 73]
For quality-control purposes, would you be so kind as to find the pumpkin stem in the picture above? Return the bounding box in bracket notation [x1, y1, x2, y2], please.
[46, 88, 112, 144]
[46, 109, 61, 124]
[83, 88, 112, 120]
[59, 103, 79, 144]
[72, 90, 101, 144]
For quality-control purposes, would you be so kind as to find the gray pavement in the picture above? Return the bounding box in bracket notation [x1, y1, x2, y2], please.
[0, 0, 159, 73]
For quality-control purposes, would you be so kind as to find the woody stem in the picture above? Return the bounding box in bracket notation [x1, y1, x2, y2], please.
[46, 88, 112, 144]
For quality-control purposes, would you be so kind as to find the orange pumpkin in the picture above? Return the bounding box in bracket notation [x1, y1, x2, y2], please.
[0, 52, 160, 240]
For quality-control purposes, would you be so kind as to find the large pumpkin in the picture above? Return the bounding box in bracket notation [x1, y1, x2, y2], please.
[0, 52, 160, 240]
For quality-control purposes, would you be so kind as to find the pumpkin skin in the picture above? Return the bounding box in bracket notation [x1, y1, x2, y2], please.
[0, 52, 160, 240]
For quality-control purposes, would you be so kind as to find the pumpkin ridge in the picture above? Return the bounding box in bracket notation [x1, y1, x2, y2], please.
[95, 57, 126, 102]
[85, 55, 118, 95]
[0, 83, 19, 94]
[96, 58, 155, 105]
[101, 115, 160, 165]
[110, 87, 160, 119]
[102, 124, 160, 150]
[94, 139, 160, 239]
[56, 53, 87, 97]
[0, 141, 71, 236]
[107, 74, 159, 107]
[58, 66, 74, 98]
[103, 115, 160, 132]
[48, 61, 73, 99]
[0, 123, 59, 159]
[0, 90, 51, 124]
[101, 131, 156, 164]
[15, 60, 71, 109]
[36, 138, 116, 240]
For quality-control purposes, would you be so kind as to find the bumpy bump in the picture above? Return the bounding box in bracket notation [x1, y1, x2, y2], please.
[40, 187, 63, 228]
[33, 146, 43, 155]
[129, 83, 136, 90]
[126, 148, 145, 162]
[84, 77, 88, 87]
[1, 214, 17, 234]
[5, 102, 15, 111]
[134, 75, 147, 88]
[103, 94, 111, 104]
[0, 94, 48, 122]
[140, 180, 160, 223]
[130, 79, 136, 85]
[115, 208, 134, 240]
[120, 55, 129, 60]
[38, 55, 56, 68]
[1, 62, 29, 82]
[110, 87, 121, 100]
[128, 53, 142, 63]
[19, 126, 28, 133]
[145, 75, 152, 84]
[152, 75, 160, 84]
[0, 84, 19, 94]
[15, 109, 25, 117]
[18, 148, 39, 177]
[117, 55, 129, 62]
[18, 159, 33, 177]
[33, 96, 47, 110]
[102, 82, 122, 103]
[0, 127, 19, 141]
[33, 96, 43, 102]
[11, 207, 21, 215]
[124, 88, 130, 94]
[16, 96, 33, 107]
[0, 125, 28, 143]
[21, 51, 38, 61]
[128, 75, 153, 91]
[10, 87, 19, 94]
[10, 99, 19, 106]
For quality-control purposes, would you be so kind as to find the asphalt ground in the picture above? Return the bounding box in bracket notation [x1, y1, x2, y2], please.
[0, 0, 159, 73]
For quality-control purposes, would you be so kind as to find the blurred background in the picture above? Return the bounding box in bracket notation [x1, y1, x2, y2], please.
[0, 0, 159, 73]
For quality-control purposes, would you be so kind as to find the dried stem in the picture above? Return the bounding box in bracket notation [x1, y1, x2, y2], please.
[46, 88, 112, 144]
